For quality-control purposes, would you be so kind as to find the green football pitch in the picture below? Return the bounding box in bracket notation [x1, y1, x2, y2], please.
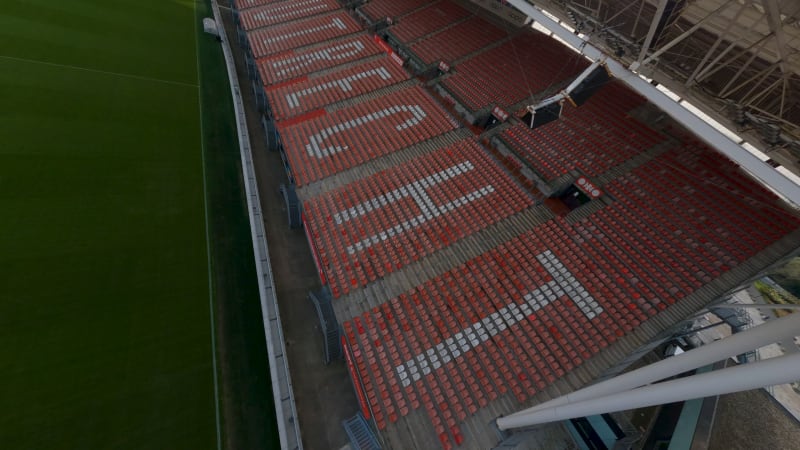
[0, 0, 276, 448]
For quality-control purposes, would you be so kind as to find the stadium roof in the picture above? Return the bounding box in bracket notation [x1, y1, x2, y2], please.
[524, 0, 800, 180]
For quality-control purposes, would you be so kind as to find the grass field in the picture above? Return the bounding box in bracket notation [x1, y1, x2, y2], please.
[0, 0, 276, 448]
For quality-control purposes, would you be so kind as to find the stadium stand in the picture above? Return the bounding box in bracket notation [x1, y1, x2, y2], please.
[359, 0, 435, 23]
[606, 138, 800, 271]
[340, 135, 800, 448]
[343, 225, 611, 444]
[387, 1, 472, 44]
[238, 0, 341, 30]
[441, 32, 588, 112]
[231, 0, 800, 448]
[256, 34, 386, 85]
[302, 138, 535, 297]
[265, 57, 411, 122]
[278, 85, 461, 185]
[408, 16, 507, 65]
[246, 11, 361, 58]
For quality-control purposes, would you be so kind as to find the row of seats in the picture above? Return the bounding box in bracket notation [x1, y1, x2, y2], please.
[388, 1, 471, 44]
[571, 141, 797, 316]
[340, 153, 800, 445]
[671, 132, 789, 207]
[266, 57, 410, 121]
[247, 11, 361, 58]
[549, 216, 674, 324]
[576, 210, 693, 306]
[303, 139, 534, 298]
[561, 145, 799, 315]
[499, 81, 664, 180]
[341, 219, 660, 449]
[236, 4, 800, 449]
[410, 16, 506, 65]
[443, 32, 588, 111]
[607, 150, 798, 261]
[337, 129, 800, 447]
[257, 34, 385, 85]
[652, 145, 796, 244]
[278, 85, 460, 185]
[238, 0, 340, 30]
[359, 0, 434, 22]
[344, 147, 800, 448]
[233, 0, 282, 11]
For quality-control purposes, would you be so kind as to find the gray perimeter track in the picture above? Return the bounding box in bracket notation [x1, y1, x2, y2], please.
[210, 1, 302, 449]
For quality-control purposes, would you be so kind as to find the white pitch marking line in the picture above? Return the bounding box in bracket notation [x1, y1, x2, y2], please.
[194, 2, 222, 449]
[0, 54, 198, 88]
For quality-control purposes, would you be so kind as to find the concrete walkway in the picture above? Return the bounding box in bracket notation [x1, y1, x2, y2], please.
[216, 2, 359, 448]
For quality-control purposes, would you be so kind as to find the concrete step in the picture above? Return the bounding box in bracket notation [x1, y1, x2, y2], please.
[324, 78, 420, 114]
[332, 204, 555, 321]
[298, 128, 472, 199]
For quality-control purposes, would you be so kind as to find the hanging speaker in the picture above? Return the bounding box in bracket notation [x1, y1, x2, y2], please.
[568, 64, 611, 106]
[521, 101, 563, 130]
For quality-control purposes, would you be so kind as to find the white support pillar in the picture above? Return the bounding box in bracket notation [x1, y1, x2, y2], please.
[502, 312, 800, 419]
[632, 1, 736, 71]
[713, 303, 800, 311]
[686, 1, 750, 86]
[634, 0, 669, 67]
[763, 0, 792, 76]
[497, 352, 800, 430]
[504, 0, 800, 206]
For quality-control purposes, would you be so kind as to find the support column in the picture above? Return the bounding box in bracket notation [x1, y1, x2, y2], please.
[497, 352, 800, 430]
[503, 312, 800, 418]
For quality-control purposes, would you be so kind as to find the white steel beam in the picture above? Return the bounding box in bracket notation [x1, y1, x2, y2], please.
[743, 74, 783, 108]
[631, 1, 736, 71]
[693, 29, 771, 84]
[763, 0, 791, 74]
[686, 1, 751, 86]
[713, 303, 800, 310]
[600, 1, 641, 28]
[634, 0, 668, 66]
[632, 0, 648, 37]
[497, 352, 800, 429]
[780, 75, 788, 117]
[500, 312, 800, 420]
[505, 0, 800, 206]
[718, 37, 774, 97]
